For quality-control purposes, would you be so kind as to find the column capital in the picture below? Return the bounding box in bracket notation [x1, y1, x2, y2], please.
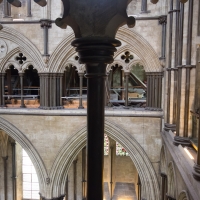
[40, 19, 52, 28]
[158, 15, 167, 25]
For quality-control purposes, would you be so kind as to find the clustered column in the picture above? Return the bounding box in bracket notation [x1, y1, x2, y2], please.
[39, 73, 63, 109]
[146, 72, 163, 110]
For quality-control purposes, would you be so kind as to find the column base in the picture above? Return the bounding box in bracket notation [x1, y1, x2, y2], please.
[173, 136, 191, 147]
[20, 105, 26, 108]
[193, 164, 200, 181]
[164, 123, 176, 132]
[78, 106, 84, 109]
[123, 106, 130, 109]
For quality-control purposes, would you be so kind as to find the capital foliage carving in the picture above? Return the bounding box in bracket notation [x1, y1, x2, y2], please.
[56, 0, 136, 38]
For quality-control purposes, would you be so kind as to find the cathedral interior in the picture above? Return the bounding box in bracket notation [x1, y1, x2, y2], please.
[0, 0, 200, 200]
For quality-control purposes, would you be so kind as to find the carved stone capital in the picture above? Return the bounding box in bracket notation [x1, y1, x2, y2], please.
[159, 15, 167, 25]
[56, 0, 135, 38]
[40, 19, 52, 28]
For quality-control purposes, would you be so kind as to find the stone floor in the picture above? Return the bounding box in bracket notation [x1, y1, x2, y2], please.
[104, 182, 137, 200]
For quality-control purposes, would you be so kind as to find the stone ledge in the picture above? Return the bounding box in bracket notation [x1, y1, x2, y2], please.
[0, 108, 163, 117]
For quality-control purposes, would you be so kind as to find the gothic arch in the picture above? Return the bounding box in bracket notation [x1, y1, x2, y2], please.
[178, 190, 189, 200]
[49, 27, 161, 73]
[48, 34, 75, 73]
[160, 145, 167, 174]
[48, 119, 160, 200]
[0, 117, 48, 195]
[167, 161, 177, 199]
[116, 27, 162, 72]
[0, 26, 45, 72]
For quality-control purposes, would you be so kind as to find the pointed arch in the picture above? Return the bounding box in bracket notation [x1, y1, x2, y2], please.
[160, 145, 167, 174]
[167, 161, 177, 199]
[49, 27, 162, 73]
[178, 190, 189, 200]
[0, 26, 45, 73]
[0, 117, 48, 195]
[48, 119, 160, 200]
[116, 27, 162, 72]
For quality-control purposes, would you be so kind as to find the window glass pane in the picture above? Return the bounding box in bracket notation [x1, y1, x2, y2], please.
[23, 191, 32, 198]
[22, 149, 40, 200]
[32, 174, 39, 183]
[23, 165, 32, 173]
[23, 156, 32, 166]
[23, 182, 32, 191]
[116, 142, 128, 156]
[32, 183, 39, 191]
[23, 174, 31, 182]
[32, 191, 40, 199]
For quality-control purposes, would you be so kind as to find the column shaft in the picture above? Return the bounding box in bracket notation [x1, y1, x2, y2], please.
[167, 70, 171, 122]
[19, 74, 25, 108]
[11, 142, 16, 200]
[124, 72, 130, 108]
[27, 0, 32, 17]
[86, 64, 106, 200]
[141, 0, 147, 13]
[60, 75, 63, 107]
[78, 73, 84, 109]
[2, 73, 5, 107]
[73, 160, 77, 200]
[176, 67, 182, 136]
[2, 156, 8, 200]
[82, 147, 87, 200]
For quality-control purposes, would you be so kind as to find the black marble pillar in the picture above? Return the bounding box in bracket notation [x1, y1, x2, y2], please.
[78, 73, 84, 109]
[11, 142, 17, 200]
[124, 72, 130, 108]
[3, 0, 11, 18]
[72, 38, 121, 200]
[2, 156, 8, 200]
[27, 0, 32, 17]
[159, 16, 167, 60]
[19, 73, 25, 108]
[82, 147, 87, 200]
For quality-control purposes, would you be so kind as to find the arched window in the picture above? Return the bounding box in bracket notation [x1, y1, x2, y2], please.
[22, 149, 39, 199]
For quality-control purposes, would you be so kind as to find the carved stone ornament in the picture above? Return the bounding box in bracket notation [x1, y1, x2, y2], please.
[0, 39, 7, 59]
[159, 15, 167, 25]
[56, 0, 136, 38]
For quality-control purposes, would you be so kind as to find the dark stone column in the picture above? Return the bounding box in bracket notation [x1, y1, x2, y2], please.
[59, 74, 63, 107]
[184, 0, 193, 137]
[3, 0, 11, 18]
[72, 38, 121, 200]
[0, 73, 4, 107]
[137, 175, 141, 200]
[2, 156, 8, 200]
[40, 19, 52, 56]
[173, 68, 178, 123]
[160, 173, 167, 200]
[141, 0, 150, 13]
[56, 1, 135, 199]
[11, 142, 17, 200]
[73, 160, 77, 200]
[27, 0, 32, 17]
[78, 72, 84, 109]
[167, 0, 174, 123]
[82, 147, 87, 200]
[176, 66, 182, 136]
[124, 72, 130, 108]
[159, 15, 167, 60]
[19, 73, 25, 108]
